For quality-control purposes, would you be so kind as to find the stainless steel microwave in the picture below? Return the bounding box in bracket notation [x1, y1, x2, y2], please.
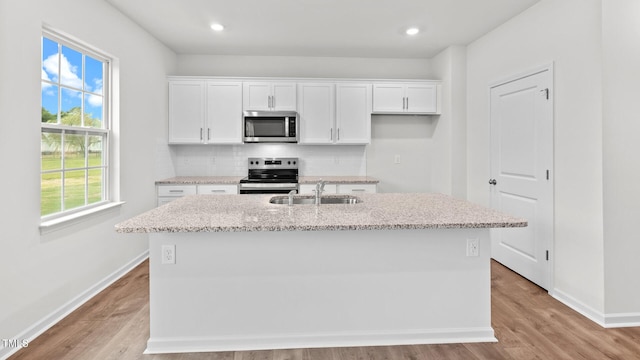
[243, 111, 299, 143]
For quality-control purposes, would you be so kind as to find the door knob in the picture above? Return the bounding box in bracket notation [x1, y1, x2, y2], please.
[489, 179, 497, 185]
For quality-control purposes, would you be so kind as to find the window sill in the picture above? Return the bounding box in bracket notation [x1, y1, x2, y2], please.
[39, 201, 126, 235]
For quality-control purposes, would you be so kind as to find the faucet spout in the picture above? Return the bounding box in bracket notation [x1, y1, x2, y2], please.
[288, 189, 297, 206]
[315, 179, 326, 205]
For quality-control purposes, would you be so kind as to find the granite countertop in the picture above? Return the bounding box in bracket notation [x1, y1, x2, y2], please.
[298, 176, 379, 184]
[116, 193, 526, 233]
[155, 176, 245, 185]
[155, 176, 378, 185]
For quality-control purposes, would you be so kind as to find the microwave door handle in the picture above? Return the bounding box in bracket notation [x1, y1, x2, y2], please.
[247, 121, 254, 137]
[285, 116, 289, 136]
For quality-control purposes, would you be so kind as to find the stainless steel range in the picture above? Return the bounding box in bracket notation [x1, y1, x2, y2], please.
[239, 157, 299, 194]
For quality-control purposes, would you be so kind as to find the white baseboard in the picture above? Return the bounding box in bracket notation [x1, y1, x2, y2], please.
[551, 289, 640, 328]
[603, 312, 640, 328]
[145, 327, 497, 354]
[0, 251, 149, 360]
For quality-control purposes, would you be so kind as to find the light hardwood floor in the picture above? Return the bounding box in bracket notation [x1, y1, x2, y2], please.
[9, 260, 640, 360]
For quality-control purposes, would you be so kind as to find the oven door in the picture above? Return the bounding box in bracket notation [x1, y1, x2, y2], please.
[239, 183, 299, 194]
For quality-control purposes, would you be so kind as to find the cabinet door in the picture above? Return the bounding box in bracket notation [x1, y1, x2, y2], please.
[372, 83, 405, 113]
[243, 82, 271, 111]
[168, 80, 206, 144]
[405, 84, 438, 114]
[206, 82, 243, 144]
[336, 83, 372, 144]
[298, 83, 335, 144]
[272, 82, 297, 111]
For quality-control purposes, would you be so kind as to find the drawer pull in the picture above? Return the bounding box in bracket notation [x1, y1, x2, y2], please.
[210, 190, 226, 193]
[169, 190, 184, 193]
[351, 189, 366, 192]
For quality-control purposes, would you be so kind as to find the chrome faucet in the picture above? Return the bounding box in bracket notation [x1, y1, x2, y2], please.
[315, 179, 326, 205]
[288, 189, 297, 206]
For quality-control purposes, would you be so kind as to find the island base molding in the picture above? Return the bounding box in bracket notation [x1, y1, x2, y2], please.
[145, 328, 496, 354]
[147, 228, 494, 354]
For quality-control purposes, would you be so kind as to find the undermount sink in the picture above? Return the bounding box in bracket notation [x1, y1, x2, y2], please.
[269, 195, 362, 205]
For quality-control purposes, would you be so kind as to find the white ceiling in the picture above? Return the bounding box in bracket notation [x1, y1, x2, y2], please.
[105, 0, 540, 58]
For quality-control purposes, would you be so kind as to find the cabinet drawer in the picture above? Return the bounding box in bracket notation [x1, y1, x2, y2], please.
[197, 184, 238, 195]
[299, 184, 337, 194]
[337, 184, 377, 194]
[157, 185, 197, 197]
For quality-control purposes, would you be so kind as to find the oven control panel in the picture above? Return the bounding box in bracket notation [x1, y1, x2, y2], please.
[248, 157, 298, 170]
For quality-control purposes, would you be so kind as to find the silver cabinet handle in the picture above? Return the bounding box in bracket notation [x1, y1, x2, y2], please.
[200, 128, 203, 141]
[272, 95, 275, 109]
[209, 189, 226, 193]
[207, 128, 211, 141]
[337, 128, 340, 140]
[351, 189, 366, 192]
[403, 97, 406, 110]
[169, 190, 184, 193]
[330, 128, 333, 141]
[406, 97, 409, 110]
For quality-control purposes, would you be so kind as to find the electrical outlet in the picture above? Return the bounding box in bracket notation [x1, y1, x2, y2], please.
[394, 155, 401, 164]
[466, 238, 479, 257]
[161, 245, 176, 264]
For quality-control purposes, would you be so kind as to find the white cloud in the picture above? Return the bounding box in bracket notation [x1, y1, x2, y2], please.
[42, 53, 83, 90]
[87, 93, 102, 107]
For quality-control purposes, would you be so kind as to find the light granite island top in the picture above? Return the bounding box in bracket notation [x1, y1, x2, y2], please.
[117, 193, 527, 355]
[115, 193, 525, 233]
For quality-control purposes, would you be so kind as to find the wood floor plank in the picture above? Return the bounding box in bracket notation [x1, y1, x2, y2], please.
[8, 259, 640, 360]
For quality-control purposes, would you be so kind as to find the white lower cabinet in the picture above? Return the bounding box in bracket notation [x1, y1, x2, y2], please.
[299, 184, 338, 194]
[157, 184, 238, 206]
[157, 185, 197, 206]
[197, 184, 238, 195]
[298, 183, 376, 194]
[337, 183, 377, 194]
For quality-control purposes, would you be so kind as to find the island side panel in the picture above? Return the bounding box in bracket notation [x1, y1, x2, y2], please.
[146, 228, 493, 354]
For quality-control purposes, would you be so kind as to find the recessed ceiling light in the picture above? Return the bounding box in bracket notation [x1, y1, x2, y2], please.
[406, 27, 419, 36]
[210, 23, 224, 32]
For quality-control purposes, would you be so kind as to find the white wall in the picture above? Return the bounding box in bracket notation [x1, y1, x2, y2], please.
[466, 0, 605, 313]
[430, 46, 467, 198]
[601, 0, 640, 316]
[177, 55, 433, 79]
[0, 0, 176, 353]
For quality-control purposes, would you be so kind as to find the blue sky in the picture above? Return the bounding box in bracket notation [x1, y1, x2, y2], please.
[41, 37, 104, 125]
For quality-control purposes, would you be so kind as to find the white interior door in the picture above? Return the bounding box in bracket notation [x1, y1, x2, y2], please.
[490, 66, 553, 290]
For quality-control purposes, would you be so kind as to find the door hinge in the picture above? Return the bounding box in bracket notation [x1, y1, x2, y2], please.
[546, 250, 549, 261]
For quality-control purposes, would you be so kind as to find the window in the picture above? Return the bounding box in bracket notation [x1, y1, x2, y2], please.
[41, 31, 111, 219]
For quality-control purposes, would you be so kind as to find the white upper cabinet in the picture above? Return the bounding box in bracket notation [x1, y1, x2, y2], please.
[373, 83, 440, 114]
[298, 83, 335, 144]
[335, 83, 372, 144]
[206, 81, 242, 144]
[168, 79, 242, 144]
[169, 80, 206, 144]
[298, 82, 372, 145]
[243, 82, 297, 111]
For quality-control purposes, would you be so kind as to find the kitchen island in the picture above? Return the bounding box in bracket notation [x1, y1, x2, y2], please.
[116, 193, 525, 354]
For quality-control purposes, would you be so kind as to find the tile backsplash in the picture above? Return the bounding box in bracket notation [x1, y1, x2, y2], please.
[170, 144, 367, 177]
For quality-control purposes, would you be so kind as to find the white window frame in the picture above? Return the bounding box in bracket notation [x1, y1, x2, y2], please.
[40, 28, 122, 232]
